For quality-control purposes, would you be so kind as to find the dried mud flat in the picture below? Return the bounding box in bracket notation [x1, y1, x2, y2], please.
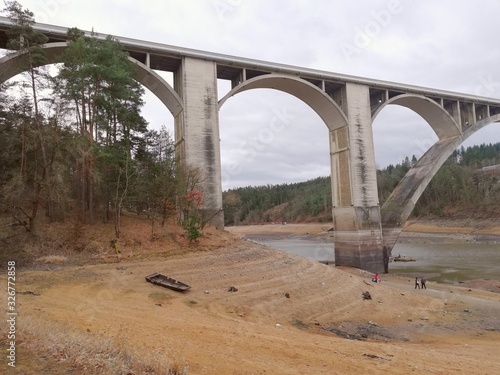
[2, 236, 500, 375]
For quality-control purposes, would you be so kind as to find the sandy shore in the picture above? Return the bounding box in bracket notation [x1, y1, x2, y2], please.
[226, 222, 500, 243]
[3, 233, 500, 374]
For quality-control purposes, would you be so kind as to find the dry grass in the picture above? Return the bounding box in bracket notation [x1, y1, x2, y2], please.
[0, 212, 244, 373]
[0, 211, 239, 268]
[20, 316, 188, 374]
[4, 215, 500, 374]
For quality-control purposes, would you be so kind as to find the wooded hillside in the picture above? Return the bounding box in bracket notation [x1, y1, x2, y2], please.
[223, 143, 500, 226]
[0, 3, 205, 241]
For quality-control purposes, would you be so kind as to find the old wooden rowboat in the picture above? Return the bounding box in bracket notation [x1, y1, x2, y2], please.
[392, 256, 416, 262]
[145, 272, 191, 292]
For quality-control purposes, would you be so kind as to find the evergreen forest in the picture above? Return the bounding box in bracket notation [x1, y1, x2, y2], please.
[222, 143, 500, 226]
[0, 2, 204, 239]
[1, 2, 499, 236]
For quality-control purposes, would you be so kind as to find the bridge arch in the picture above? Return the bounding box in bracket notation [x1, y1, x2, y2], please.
[380, 114, 500, 259]
[0, 42, 183, 117]
[218, 74, 348, 131]
[372, 94, 461, 139]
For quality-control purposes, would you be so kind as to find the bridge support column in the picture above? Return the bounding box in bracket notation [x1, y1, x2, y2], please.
[331, 83, 386, 273]
[174, 57, 224, 228]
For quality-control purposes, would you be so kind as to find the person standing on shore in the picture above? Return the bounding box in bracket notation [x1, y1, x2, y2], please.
[421, 276, 427, 289]
[415, 277, 420, 289]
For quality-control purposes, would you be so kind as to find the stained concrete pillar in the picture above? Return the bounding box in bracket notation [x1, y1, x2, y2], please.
[330, 83, 386, 273]
[174, 57, 224, 228]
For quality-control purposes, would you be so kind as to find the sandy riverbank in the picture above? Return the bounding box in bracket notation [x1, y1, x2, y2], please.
[225, 221, 500, 242]
[226, 222, 500, 292]
[2, 232, 500, 374]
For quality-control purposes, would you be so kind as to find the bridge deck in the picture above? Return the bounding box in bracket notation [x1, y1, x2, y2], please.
[1, 16, 500, 108]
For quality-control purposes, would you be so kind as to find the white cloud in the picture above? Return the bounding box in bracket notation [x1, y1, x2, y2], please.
[3, 0, 500, 190]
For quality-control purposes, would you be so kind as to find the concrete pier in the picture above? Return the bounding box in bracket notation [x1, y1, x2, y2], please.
[330, 84, 385, 273]
[2, 17, 500, 272]
[174, 57, 224, 228]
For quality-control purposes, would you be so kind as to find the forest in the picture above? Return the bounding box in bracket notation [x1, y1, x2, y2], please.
[1, 2, 499, 239]
[0, 2, 204, 240]
[222, 143, 500, 226]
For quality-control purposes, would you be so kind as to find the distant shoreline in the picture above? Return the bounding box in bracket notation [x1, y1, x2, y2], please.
[398, 230, 500, 244]
[226, 220, 500, 244]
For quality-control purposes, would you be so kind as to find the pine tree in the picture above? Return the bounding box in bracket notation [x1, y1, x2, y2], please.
[3, 1, 52, 232]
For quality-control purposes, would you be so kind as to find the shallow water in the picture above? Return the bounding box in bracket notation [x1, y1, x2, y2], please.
[390, 242, 500, 283]
[249, 234, 335, 263]
[247, 234, 500, 283]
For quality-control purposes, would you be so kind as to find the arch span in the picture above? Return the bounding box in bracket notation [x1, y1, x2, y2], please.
[218, 74, 348, 131]
[0, 42, 183, 117]
[380, 114, 500, 258]
[373, 94, 461, 139]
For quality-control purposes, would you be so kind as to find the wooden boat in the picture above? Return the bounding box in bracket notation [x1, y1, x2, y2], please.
[145, 272, 191, 292]
[392, 255, 416, 262]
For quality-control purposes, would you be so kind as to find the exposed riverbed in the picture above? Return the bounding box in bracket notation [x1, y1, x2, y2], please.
[237, 228, 500, 288]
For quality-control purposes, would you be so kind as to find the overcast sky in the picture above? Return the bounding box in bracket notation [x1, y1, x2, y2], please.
[3, 0, 500, 190]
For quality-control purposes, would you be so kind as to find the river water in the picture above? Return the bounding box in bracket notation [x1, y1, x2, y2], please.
[245, 234, 500, 284]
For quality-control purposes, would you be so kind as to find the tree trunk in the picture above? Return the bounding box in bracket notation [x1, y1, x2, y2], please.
[114, 202, 121, 238]
[29, 54, 52, 229]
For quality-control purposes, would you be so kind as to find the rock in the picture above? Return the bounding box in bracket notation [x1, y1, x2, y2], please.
[275, 323, 282, 328]
[463, 308, 471, 313]
[421, 317, 429, 321]
[362, 291, 372, 300]
[285, 292, 290, 298]
[204, 290, 209, 294]
[228, 286, 238, 292]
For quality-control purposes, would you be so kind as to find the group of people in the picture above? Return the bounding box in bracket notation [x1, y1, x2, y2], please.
[414, 276, 426, 289]
[371, 273, 428, 289]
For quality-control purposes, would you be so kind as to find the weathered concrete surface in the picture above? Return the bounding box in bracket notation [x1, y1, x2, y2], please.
[373, 95, 461, 139]
[219, 74, 347, 132]
[174, 57, 223, 228]
[332, 83, 384, 273]
[380, 114, 500, 267]
[0, 42, 183, 117]
[334, 207, 386, 273]
[380, 137, 463, 265]
[379, 136, 463, 270]
[2, 26, 500, 272]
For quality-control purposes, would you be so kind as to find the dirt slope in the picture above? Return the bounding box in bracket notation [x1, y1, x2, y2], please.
[3, 238, 500, 374]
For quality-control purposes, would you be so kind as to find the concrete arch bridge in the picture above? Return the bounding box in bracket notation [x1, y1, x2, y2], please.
[1, 17, 499, 273]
